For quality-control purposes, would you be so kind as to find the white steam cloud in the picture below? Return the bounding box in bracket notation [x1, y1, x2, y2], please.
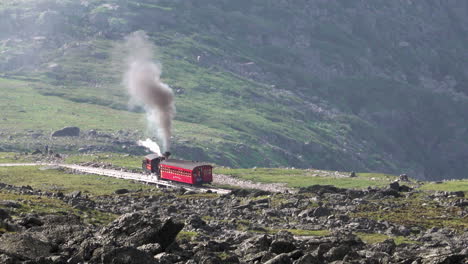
[137, 138, 162, 156]
[123, 31, 175, 152]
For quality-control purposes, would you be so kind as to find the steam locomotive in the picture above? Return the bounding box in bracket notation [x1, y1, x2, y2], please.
[142, 152, 213, 185]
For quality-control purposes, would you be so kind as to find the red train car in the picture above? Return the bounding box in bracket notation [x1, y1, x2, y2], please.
[160, 159, 213, 185]
[142, 153, 213, 185]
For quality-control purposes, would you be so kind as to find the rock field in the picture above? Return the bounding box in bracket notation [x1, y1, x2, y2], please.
[0, 179, 466, 263]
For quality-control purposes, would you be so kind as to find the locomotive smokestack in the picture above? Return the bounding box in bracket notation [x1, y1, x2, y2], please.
[163, 151, 171, 159]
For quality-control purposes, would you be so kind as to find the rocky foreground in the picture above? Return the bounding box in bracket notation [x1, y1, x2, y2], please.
[0, 180, 467, 264]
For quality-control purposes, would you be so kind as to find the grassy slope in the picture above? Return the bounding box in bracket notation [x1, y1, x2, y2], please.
[0, 0, 468, 180]
[0, 78, 145, 131]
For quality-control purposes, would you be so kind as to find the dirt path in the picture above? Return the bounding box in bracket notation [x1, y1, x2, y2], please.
[213, 173, 295, 193]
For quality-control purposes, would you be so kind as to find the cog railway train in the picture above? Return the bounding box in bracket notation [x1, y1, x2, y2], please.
[142, 152, 213, 185]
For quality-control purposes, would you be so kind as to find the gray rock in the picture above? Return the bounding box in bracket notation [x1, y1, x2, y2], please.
[399, 174, 410, 182]
[114, 188, 129, 194]
[270, 240, 296, 254]
[324, 245, 350, 261]
[298, 208, 314, 217]
[264, 253, 293, 264]
[51, 126, 80, 137]
[137, 243, 163, 255]
[0, 208, 10, 220]
[187, 214, 207, 229]
[389, 181, 400, 191]
[18, 215, 43, 228]
[32, 148, 42, 155]
[0, 233, 52, 260]
[154, 252, 182, 264]
[101, 246, 155, 264]
[450, 191, 465, 198]
[0, 254, 16, 264]
[0, 200, 21, 208]
[87, 129, 98, 137]
[31, 133, 42, 139]
[294, 253, 320, 264]
[371, 239, 396, 255]
[254, 235, 272, 251]
[312, 207, 331, 217]
[66, 190, 81, 199]
[99, 212, 184, 249]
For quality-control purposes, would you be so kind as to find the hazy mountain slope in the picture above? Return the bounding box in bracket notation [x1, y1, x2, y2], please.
[0, 0, 467, 180]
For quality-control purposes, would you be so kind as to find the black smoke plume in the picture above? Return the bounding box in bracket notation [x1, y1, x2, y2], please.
[123, 31, 175, 152]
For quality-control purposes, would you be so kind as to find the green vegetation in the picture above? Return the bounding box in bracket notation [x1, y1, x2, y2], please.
[355, 232, 419, 245]
[352, 194, 468, 231]
[215, 168, 397, 189]
[420, 180, 468, 194]
[0, 78, 145, 132]
[0, 152, 33, 163]
[0, 166, 153, 196]
[176, 231, 198, 242]
[0, 191, 116, 225]
[65, 153, 142, 170]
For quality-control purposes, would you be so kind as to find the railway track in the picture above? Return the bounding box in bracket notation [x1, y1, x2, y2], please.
[0, 163, 231, 195]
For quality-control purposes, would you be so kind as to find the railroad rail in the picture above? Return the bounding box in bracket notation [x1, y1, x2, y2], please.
[0, 163, 231, 195]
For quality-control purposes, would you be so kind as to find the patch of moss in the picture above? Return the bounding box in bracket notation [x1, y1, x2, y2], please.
[0, 191, 117, 225]
[352, 194, 468, 231]
[177, 231, 198, 242]
[356, 232, 419, 245]
[419, 180, 468, 193]
[0, 152, 38, 163]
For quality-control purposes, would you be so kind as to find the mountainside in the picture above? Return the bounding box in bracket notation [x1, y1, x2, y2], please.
[1, 0, 468, 180]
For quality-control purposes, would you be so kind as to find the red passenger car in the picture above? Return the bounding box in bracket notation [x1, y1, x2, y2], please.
[142, 153, 213, 185]
[160, 159, 213, 185]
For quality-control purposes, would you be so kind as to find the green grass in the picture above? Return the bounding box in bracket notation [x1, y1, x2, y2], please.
[352, 194, 468, 231]
[0, 152, 33, 163]
[0, 191, 116, 225]
[215, 168, 397, 189]
[0, 166, 153, 196]
[0, 78, 146, 132]
[176, 231, 198, 241]
[419, 180, 468, 193]
[355, 232, 419, 245]
[65, 153, 142, 170]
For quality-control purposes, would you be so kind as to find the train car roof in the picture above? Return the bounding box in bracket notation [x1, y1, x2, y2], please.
[160, 159, 212, 170]
[145, 154, 161, 160]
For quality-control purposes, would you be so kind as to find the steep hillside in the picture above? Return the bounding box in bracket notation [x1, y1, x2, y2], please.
[1, 0, 468, 180]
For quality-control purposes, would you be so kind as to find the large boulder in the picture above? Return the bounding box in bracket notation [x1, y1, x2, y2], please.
[51, 126, 80, 137]
[0, 208, 10, 220]
[270, 240, 296, 254]
[0, 233, 52, 260]
[98, 211, 184, 249]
